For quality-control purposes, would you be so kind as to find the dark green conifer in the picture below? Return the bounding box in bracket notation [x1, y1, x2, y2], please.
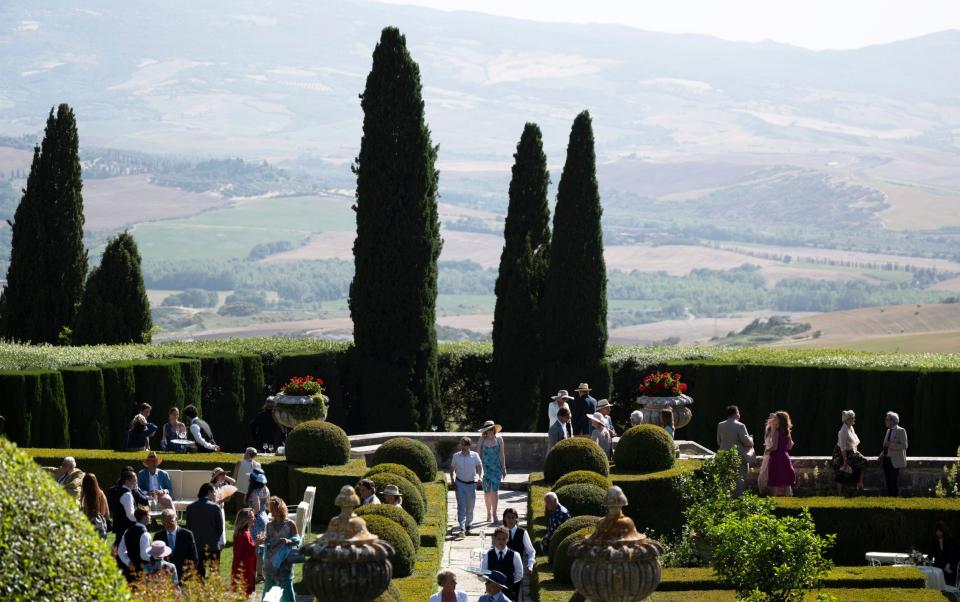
[74, 232, 152, 345]
[490, 123, 551, 430]
[349, 27, 442, 431]
[539, 111, 611, 425]
[1, 104, 88, 344]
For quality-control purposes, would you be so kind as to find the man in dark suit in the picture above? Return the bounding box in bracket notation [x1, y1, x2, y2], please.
[185, 483, 224, 576]
[154, 508, 200, 580]
[548, 407, 574, 451]
[570, 383, 597, 436]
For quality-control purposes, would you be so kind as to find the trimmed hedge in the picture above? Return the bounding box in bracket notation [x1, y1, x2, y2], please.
[372, 582, 402, 602]
[132, 358, 202, 430]
[286, 460, 367, 526]
[60, 366, 107, 449]
[544, 437, 609, 483]
[370, 437, 438, 483]
[100, 362, 137, 450]
[285, 420, 351, 467]
[362, 514, 416, 577]
[775, 496, 960, 565]
[189, 354, 246, 452]
[611, 464, 693, 535]
[0, 370, 69, 448]
[613, 424, 675, 473]
[355, 503, 420, 552]
[364, 472, 426, 523]
[552, 525, 593, 584]
[1, 438, 128, 600]
[548, 515, 601, 562]
[554, 470, 612, 492]
[364, 462, 427, 499]
[658, 566, 926, 591]
[555, 483, 606, 518]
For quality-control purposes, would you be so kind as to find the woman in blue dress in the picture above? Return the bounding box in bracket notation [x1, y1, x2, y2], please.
[478, 420, 507, 525]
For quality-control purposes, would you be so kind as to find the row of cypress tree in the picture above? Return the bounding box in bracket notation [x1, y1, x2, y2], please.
[0, 104, 152, 345]
[350, 28, 609, 431]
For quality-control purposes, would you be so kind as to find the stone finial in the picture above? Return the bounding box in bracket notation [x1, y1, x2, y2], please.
[584, 486, 651, 548]
[318, 485, 377, 544]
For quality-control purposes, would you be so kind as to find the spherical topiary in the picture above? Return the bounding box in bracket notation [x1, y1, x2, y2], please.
[548, 514, 602, 562]
[362, 514, 416, 577]
[613, 424, 676, 473]
[552, 526, 595, 584]
[554, 470, 613, 492]
[364, 472, 426, 523]
[364, 462, 426, 499]
[370, 437, 438, 483]
[544, 437, 610, 483]
[284, 420, 351, 466]
[355, 503, 420, 552]
[0, 439, 129, 600]
[555, 483, 607, 518]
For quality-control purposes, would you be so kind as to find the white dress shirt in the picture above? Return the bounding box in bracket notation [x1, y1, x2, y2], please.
[429, 592, 469, 602]
[509, 525, 536, 571]
[118, 524, 152, 566]
[481, 545, 525, 584]
[119, 488, 137, 522]
[362, 494, 381, 505]
[190, 420, 217, 450]
[451, 451, 482, 482]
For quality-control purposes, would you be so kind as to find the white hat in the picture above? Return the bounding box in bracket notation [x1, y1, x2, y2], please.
[148, 541, 172, 558]
[596, 399, 613, 410]
[551, 390, 574, 401]
[588, 412, 607, 425]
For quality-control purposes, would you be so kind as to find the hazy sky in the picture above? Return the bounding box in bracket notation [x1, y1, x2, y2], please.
[379, 0, 960, 50]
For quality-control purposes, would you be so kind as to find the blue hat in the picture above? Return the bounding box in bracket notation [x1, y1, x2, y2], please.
[247, 470, 268, 484]
[481, 570, 509, 589]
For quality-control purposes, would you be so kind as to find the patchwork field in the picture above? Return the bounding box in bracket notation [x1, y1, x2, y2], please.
[85, 175, 228, 230]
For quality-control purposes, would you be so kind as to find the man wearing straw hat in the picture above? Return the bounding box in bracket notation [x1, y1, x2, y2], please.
[571, 383, 597, 436]
[595, 399, 615, 433]
[380, 484, 403, 507]
[138, 452, 174, 510]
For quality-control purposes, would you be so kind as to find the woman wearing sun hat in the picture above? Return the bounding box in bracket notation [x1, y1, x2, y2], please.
[479, 420, 507, 525]
[143, 540, 179, 585]
[380, 484, 403, 507]
[589, 412, 614, 458]
[547, 390, 573, 428]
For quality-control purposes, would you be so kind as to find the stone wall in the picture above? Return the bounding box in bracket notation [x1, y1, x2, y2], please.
[748, 456, 956, 496]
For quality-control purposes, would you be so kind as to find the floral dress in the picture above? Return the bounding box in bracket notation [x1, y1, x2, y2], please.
[481, 436, 503, 493]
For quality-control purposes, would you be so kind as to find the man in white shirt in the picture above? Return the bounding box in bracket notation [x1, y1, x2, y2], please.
[183, 404, 219, 452]
[502, 508, 535, 576]
[357, 479, 380, 505]
[481, 526, 524, 602]
[548, 407, 574, 450]
[450, 436, 483, 538]
[118, 507, 152, 579]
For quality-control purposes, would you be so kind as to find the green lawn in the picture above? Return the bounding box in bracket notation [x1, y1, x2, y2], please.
[131, 195, 355, 261]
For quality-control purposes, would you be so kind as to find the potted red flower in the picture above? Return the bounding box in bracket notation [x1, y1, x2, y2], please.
[271, 375, 329, 429]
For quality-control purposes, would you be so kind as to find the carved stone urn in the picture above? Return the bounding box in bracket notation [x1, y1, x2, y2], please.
[269, 394, 329, 430]
[569, 486, 664, 602]
[301, 485, 395, 602]
[637, 394, 694, 431]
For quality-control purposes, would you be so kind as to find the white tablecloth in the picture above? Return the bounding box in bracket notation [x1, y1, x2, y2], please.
[917, 566, 947, 590]
[865, 552, 910, 565]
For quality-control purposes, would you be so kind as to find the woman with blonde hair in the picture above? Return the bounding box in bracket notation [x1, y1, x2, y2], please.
[765, 411, 796, 496]
[231, 507, 261, 597]
[264, 496, 300, 602]
[478, 420, 507, 525]
[833, 410, 866, 494]
[757, 413, 777, 493]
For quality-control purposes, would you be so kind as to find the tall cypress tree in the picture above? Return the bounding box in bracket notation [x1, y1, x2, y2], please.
[539, 111, 611, 426]
[490, 123, 551, 430]
[1, 104, 87, 344]
[74, 232, 152, 345]
[349, 27, 442, 431]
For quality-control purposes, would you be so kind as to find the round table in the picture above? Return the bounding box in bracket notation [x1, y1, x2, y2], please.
[168, 439, 197, 451]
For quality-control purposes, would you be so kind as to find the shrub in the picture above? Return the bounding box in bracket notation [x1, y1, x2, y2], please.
[548, 515, 602, 562]
[613, 466, 688, 535]
[286, 461, 368, 526]
[614, 424, 675, 473]
[544, 437, 609, 483]
[372, 582, 402, 602]
[552, 526, 594, 584]
[364, 472, 426, 523]
[555, 483, 606, 518]
[285, 420, 350, 467]
[60, 366, 107, 449]
[710, 508, 834, 602]
[370, 437, 438, 483]
[355, 503, 420, 552]
[362, 514, 416, 577]
[554, 470, 612, 491]
[0, 370, 69, 448]
[0, 438, 128, 600]
[364, 462, 426, 499]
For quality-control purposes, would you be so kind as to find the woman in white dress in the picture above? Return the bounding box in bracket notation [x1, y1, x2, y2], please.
[758, 413, 777, 493]
[429, 570, 469, 602]
[547, 390, 573, 426]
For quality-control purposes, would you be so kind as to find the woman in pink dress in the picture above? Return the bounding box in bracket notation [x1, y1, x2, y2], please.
[766, 411, 796, 496]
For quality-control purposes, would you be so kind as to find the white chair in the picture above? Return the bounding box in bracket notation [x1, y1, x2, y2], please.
[303, 486, 317, 520]
[294, 501, 310, 538]
[263, 586, 284, 602]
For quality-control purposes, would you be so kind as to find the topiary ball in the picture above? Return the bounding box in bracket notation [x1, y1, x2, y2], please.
[364, 462, 426, 499]
[364, 472, 426, 523]
[552, 526, 595, 584]
[548, 515, 602, 562]
[355, 503, 420, 552]
[0, 439, 129, 600]
[370, 437, 438, 483]
[362, 514, 416, 577]
[555, 483, 607, 518]
[544, 437, 610, 483]
[284, 420, 351, 466]
[613, 424, 676, 473]
[554, 470, 613, 492]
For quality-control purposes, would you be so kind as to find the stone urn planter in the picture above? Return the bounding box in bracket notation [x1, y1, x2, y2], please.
[269, 394, 328, 430]
[569, 486, 664, 602]
[301, 485, 395, 602]
[637, 394, 693, 431]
